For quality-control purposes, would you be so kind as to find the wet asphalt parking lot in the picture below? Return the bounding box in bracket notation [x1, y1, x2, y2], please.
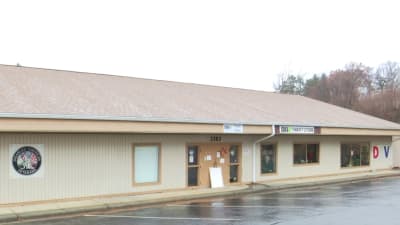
[6, 176, 400, 225]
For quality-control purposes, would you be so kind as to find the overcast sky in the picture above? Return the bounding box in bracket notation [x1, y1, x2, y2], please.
[1, 0, 399, 91]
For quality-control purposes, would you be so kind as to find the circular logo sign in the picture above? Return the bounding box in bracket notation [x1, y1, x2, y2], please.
[12, 146, 42, 176]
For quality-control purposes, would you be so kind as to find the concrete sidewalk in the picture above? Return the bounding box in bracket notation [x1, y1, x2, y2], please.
[1, 169, 400, 223]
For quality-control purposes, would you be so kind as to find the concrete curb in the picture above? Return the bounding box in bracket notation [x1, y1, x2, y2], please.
[1, 172, 400, 224]
[0, 214, 18, 224]
[249, 172, 400, 196]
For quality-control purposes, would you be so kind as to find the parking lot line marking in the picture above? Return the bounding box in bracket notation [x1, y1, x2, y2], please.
[248, 197, 314, 200]
[243, 196, 358, 200]
[84, 214, 241, 221]
[167, 204, 308, 209]
[242, 197, 323, 200]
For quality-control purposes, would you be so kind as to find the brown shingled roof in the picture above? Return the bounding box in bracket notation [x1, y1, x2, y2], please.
[0, 64, 399, 130]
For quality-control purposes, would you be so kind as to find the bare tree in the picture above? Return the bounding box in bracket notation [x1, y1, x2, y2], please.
[304, 74, 330, 102]
[274, 61, 400, 123]
[374, 61, 400, 91]
[356, 88, 400, 123]
[327, 63, 372, 109]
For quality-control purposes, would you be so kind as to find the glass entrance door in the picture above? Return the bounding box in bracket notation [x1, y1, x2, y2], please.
[187, 145, 199, 186]
[187, 144, 241, 187]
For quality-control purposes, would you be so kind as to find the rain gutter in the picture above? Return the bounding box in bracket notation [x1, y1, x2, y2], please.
[0, 113, 399, 131]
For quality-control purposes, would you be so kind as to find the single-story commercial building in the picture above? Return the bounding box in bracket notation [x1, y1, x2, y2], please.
[0, 64, 400, 205]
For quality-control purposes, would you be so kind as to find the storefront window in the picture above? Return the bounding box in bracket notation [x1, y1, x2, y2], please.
[307, 144, 319, 163]
[361, 145, 370, 166]
[188, 167, 198, 186]
[230, 165, 239, 182]
[133, 144, 160, 184]
[341, 143, 370, 167]
[229, 145, 239, 163]
[261, 144, 276, 174]
[187, 146, 198, 166]
[293, 144, 319, 164]
[229, 145, 240, 183]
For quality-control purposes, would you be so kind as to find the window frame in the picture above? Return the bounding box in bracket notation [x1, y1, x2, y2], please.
[340, 142, 370, 168]
[260, 143, 278, 175]
[293, 143, 320, 165]
[132, 143, 162, 186]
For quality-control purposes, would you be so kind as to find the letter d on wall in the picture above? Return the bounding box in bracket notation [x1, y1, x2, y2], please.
[373, 146, 379, 159]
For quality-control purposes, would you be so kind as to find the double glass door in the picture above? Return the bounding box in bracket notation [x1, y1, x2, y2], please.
[187, 144, 241, 187]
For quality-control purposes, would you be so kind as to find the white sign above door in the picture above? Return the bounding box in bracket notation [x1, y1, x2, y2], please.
[223, 124, 243, 133]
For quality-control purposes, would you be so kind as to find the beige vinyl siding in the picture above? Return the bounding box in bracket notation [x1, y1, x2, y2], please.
[1, 134, 130, 203]
[0, 118, 273, 134]
[255, 135, 393, 182]
[0, 133, 257, 204]
[392, 136, 400, 167]
[0, 133, 394, 204]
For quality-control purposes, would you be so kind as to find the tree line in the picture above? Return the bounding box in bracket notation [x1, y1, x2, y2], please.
[274, 61, 400, 123]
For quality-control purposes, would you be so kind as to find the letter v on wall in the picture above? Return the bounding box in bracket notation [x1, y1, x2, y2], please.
[384, 146, 390, 158]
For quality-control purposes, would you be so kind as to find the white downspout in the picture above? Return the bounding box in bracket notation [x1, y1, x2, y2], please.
[252, 124, 276, 184]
